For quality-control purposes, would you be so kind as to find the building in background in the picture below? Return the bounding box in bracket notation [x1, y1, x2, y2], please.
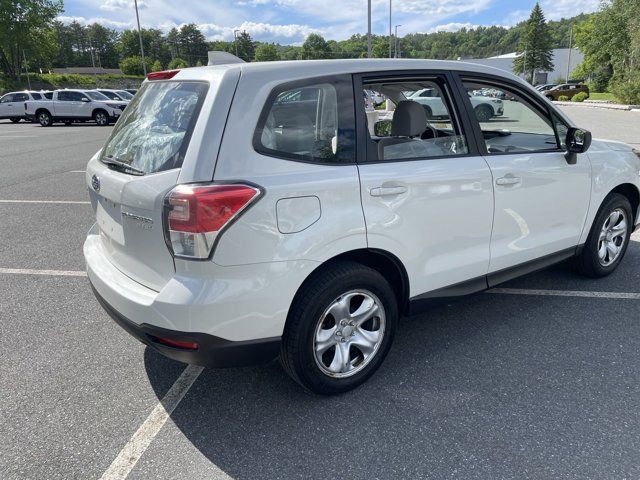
[461, 48, 584, 84]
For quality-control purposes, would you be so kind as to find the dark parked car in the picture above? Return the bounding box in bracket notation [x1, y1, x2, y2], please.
[545, 83, 589, 101]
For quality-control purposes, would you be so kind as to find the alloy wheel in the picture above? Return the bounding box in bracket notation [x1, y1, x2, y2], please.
[313, 289, 386, 378]
[597, 208, 628, 266]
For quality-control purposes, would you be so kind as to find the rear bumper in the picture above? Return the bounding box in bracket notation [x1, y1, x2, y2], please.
[92, 284, 280, 368]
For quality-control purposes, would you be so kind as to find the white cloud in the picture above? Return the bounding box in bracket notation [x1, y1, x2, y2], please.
[540, 0, 600, 19]
[158, 20, 320, 42]
[100, 0, 147, 11]
[56, 15, 132, 29]
[429, 22, 481, 33]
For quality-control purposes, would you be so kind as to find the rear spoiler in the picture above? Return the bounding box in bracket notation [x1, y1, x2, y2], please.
[207, 51, 245, 66]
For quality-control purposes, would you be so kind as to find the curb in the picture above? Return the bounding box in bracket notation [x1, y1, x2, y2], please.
[553, 101, 640, 111]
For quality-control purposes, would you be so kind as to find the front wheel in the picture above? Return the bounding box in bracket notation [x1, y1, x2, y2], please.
[474, 105, 493, 122]
[574, 193, 633, 277]
[94, 110, 109, 126]
[280, 261, 398, 395]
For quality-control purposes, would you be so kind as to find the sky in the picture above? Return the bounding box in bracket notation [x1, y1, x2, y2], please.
[58, 0, 601, 45]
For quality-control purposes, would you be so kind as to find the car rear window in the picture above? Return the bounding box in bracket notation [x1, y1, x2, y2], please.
[100, 81, 208, 174]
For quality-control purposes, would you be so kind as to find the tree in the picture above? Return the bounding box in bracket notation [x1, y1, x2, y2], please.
[512, 3, 554, 83]
[168, 57, 188, 69]
[119, 56, 145, 75]
[150, 59, 163, 72]
[0, 0, 63, 78]
[118, 28, 171, 71]
[235, 31, 255, 62]
[178, 24, 208, 66]
[254, 43, 280, 61]
[86, 24, 120, 68]
[300, 34, 331, 59]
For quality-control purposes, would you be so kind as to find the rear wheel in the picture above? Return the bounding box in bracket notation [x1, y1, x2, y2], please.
[574, 193, 633, 277]
[37, 110, 52, 127]
[474, 104, 493, 122]
[546, 94, 554, 101]
[9, 117, 20, 123]
[280, 261, 398, 395]
[94, 110, 109, 126]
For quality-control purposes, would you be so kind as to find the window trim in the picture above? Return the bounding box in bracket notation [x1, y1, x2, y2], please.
[455, 73, 569, 157]
[252, 74, 356, 165]
[353, 70, 482, 165]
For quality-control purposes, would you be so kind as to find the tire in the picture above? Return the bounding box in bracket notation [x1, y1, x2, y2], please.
[9, 117, 20, 123]
[573, 193, 633, 277]
[93, 110, 109, 126]
[37, 110, 52, 127]
[474, 104, 493, 122]
[280, 261, 398, 395]
[546, 95, 554, 101]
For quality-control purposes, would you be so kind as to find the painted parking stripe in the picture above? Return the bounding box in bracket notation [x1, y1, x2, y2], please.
[0, 268, 87, 277]
[69, 170, 86, 173]
[0, 199, 90, 205]
[487, 288, 640, 300]
[99, 365, 224, 480]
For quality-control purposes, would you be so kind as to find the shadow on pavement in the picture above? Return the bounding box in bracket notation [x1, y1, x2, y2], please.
[143, 259, 640, 479]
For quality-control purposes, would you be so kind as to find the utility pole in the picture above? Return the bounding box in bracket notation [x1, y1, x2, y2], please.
[134, 0, 147, 75]
[22, 50, 31, 90]
[234, 30, 240, 58]
[88, 37, 98, 87]
[394, 25, 402, 58]
[566, 25, 573, 83]
[367, 0, 372, 58]
[388, 0, 392, 58]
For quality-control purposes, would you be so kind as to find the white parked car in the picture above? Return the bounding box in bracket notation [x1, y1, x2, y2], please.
[84, 61, 640, 395]
[95, 89, 134, 102]
[407, 87, 504, 121]
[0, 90, 47, 122]
[25, 89, 128, 126]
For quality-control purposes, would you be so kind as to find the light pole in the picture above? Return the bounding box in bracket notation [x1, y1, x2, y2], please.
[234, 29, 240, 58]
[394, 24, 402, 58]
[367, 0, 371, 58]
[388, 0, 392, 58]
[134, 0, 147, 75]
[566, 25, 573, 83]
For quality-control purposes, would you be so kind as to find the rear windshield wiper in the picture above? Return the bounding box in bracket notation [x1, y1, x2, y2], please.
[101, 156, 145, 176]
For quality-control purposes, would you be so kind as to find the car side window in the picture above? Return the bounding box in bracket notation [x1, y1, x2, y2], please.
[31, 93, 42, 100]
[462, 79, 560, 154]
[14, 93, 28, 102]
[1, 94, 14, 103]
[362, 79, 469, 162]
[254, 76, 355, 163]
[58, 91, 70, 101]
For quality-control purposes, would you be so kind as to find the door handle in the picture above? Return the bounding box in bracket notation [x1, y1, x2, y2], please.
[370, 186, 408, 197]
[496, 175, 521, 186]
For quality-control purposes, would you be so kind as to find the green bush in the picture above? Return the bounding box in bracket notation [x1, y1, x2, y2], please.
[611, 73, 640, 105]
[571, 92, 589, 102]
[558, 95, 570, 101]
[120, 56, 145, 76]
[150, 60, 163, 72]
[168, 57, 188, 70]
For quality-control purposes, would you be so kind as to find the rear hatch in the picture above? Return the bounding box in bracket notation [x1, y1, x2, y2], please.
[86, 80, 209, 291]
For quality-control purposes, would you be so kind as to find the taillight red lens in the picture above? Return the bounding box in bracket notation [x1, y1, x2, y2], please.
[153, 336, 199, 350]
[165, 184, 260, 259]
[146, 69, 180, 81]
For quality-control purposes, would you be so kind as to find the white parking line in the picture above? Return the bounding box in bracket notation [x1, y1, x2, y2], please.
[99, 365, 214, 480]
[487, 288, 640, 300]
[0, 267, 87, 277]
[69, 170, 86, 173]
[0, 199, 90, 205]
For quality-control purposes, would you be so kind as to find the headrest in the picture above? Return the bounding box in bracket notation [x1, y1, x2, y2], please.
[391, 100, 427, 137]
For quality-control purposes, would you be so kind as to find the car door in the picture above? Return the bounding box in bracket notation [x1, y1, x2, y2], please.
[55, 91, 74, 116]
[12, 93, 28, 117]
[356, 72, 494, 299]
[0, 94, 15, 118]
[72, 92, 92, 118]
[459, 76, 591, 281]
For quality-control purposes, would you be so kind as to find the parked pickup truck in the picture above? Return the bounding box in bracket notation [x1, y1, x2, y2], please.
[25, 89, 127, 127]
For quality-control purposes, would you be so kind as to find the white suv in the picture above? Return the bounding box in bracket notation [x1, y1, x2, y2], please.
[84, 61, 640, 394]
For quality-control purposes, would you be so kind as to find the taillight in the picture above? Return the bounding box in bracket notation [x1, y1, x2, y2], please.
[147, 69, 180, 81]
[164, 184, 261, 259]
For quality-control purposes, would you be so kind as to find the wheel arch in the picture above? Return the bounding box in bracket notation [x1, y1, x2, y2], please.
[287, 249, 411, 324]
[610, 183, 640, 221]
[92, 107, 108, 118]
[35, 107, 51, 117]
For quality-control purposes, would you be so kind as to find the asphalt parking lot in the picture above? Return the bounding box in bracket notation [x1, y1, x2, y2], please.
[1, 106, 640, 480]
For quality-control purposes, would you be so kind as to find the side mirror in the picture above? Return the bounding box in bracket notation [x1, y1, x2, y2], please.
[374, 120, 392, 137]
[564, 127, 592, 164]
[81, 97, 91, 103]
